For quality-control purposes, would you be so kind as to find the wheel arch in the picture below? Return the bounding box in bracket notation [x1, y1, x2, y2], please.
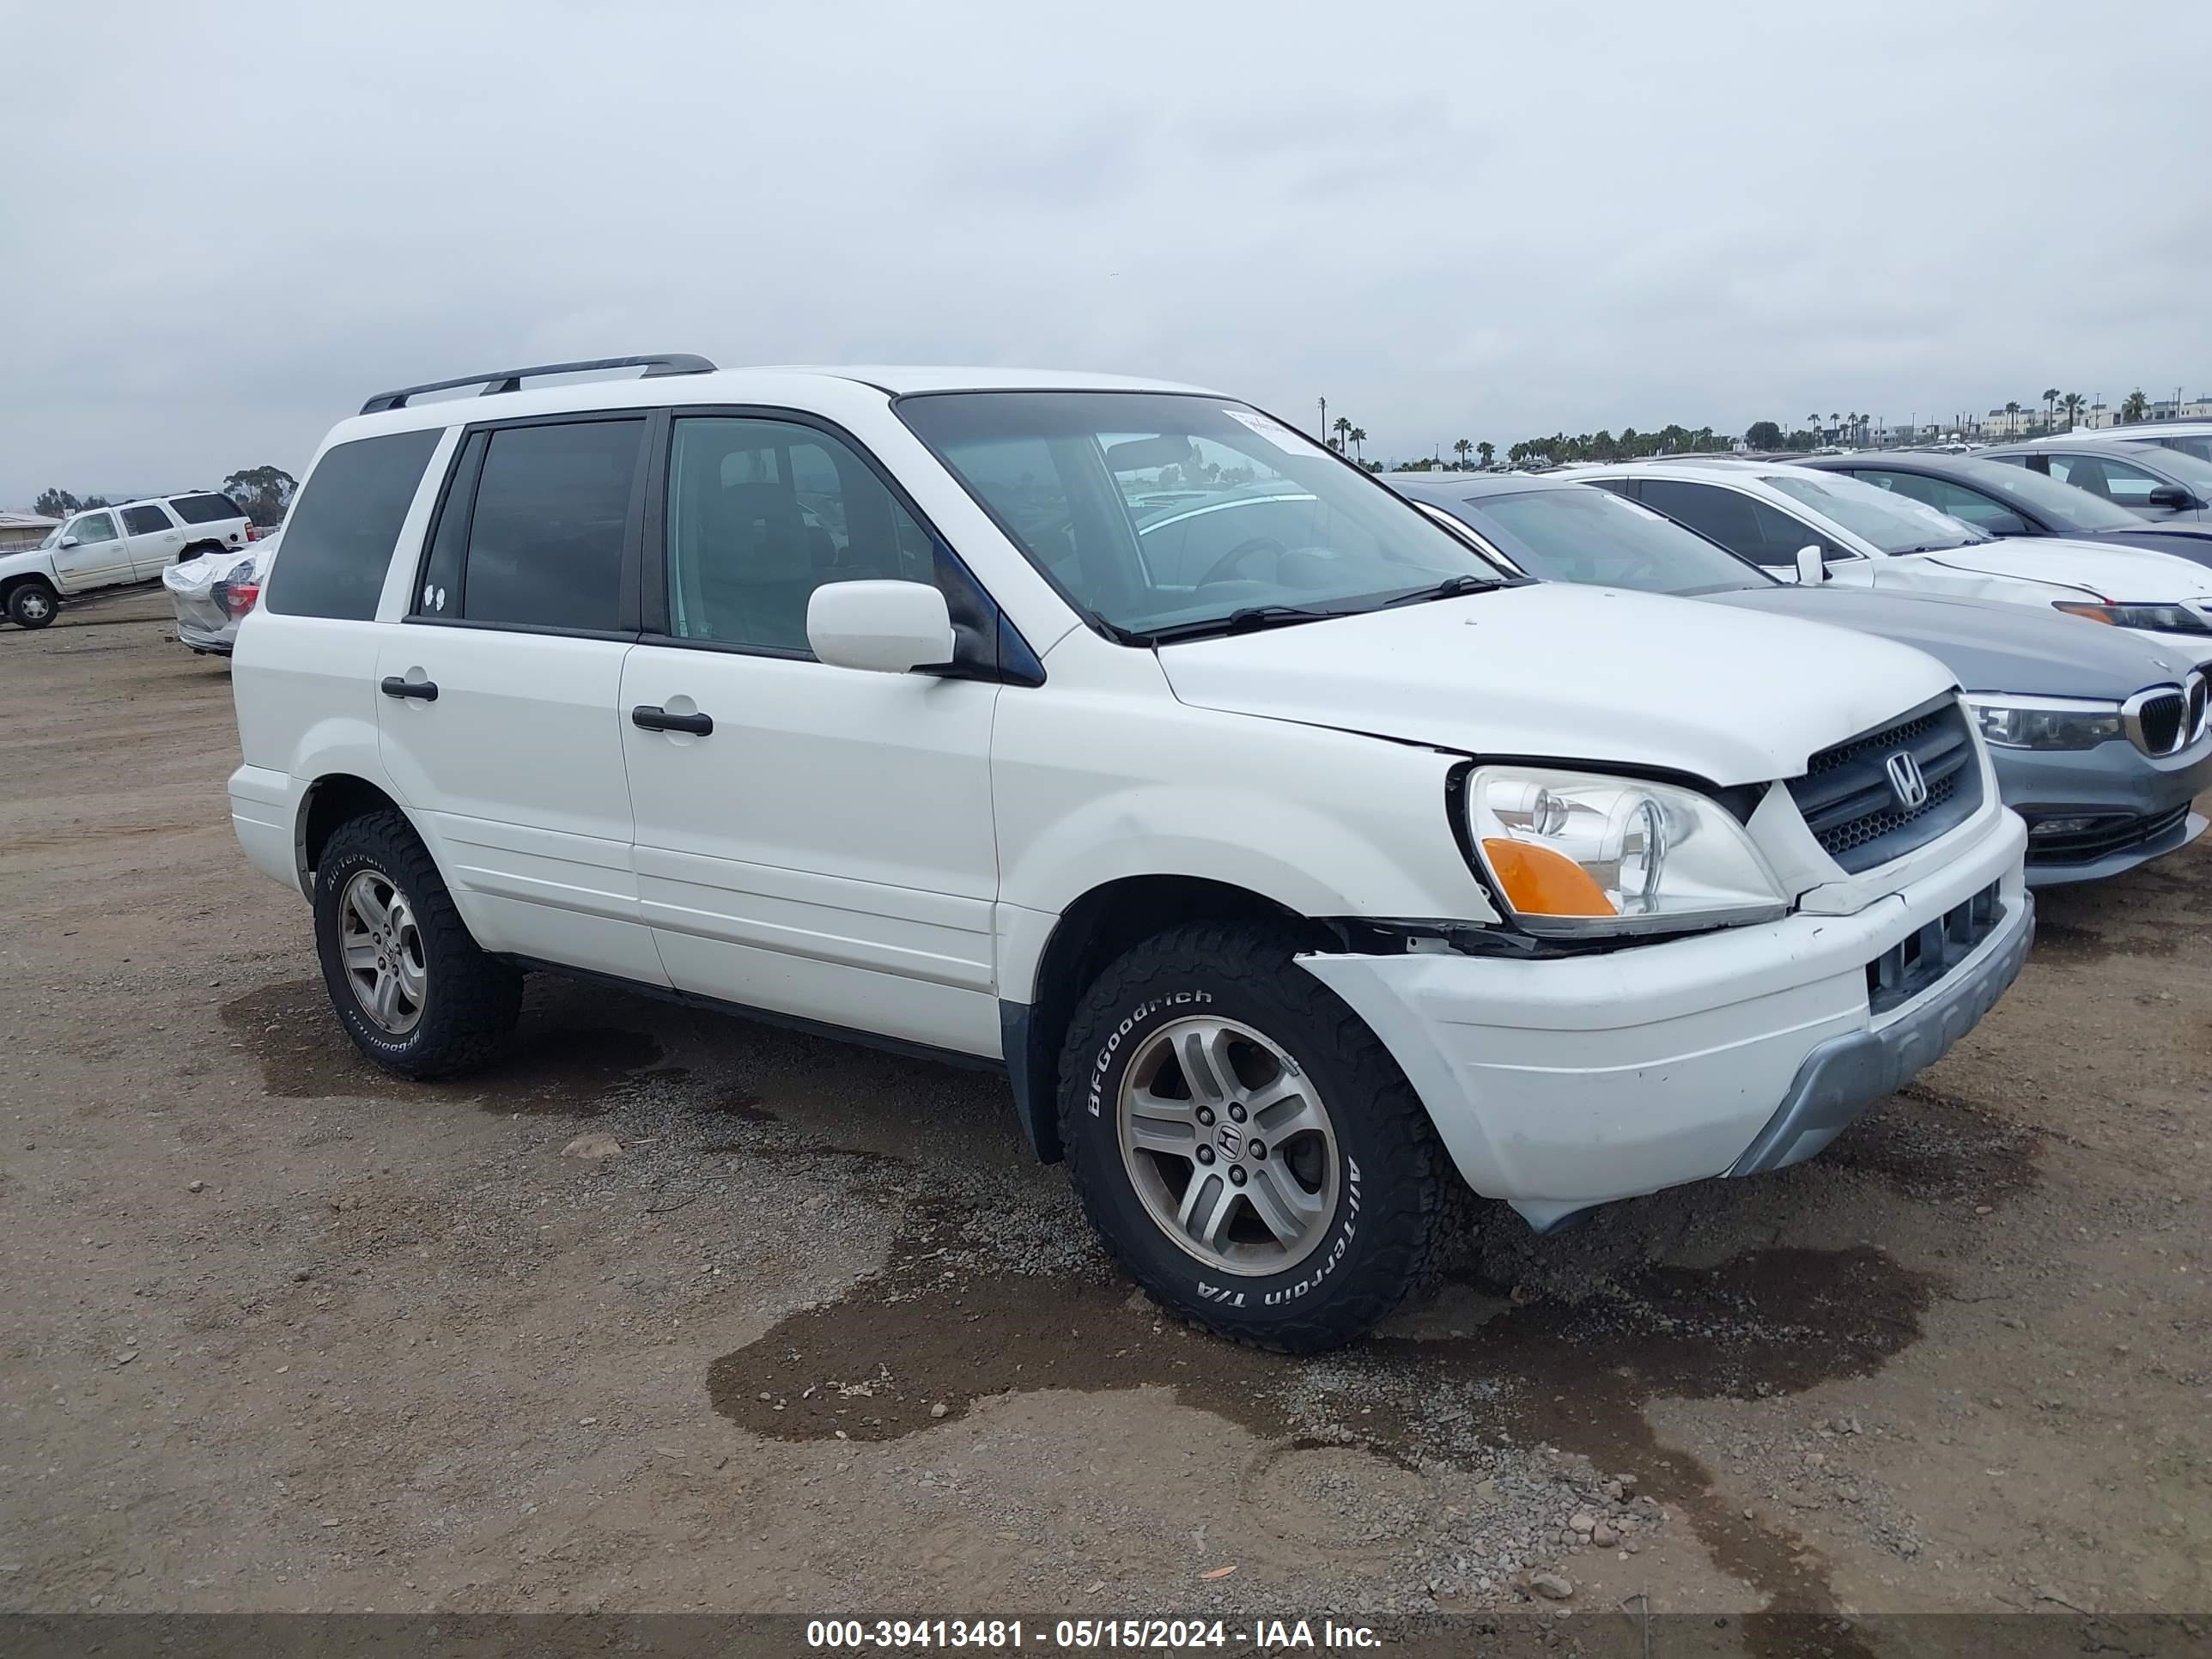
[1001, 874, 1327, 1165]
[296, 773, 410, 896]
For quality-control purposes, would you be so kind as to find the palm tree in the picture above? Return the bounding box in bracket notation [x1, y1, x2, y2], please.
[2042, 386, 2059, 434]
[1453, 438, 1473, 470]
[1808, 413, 1820, 437]
[2121, 388, 2149, 423]
[1477, 441, 1495, 467]
[1348, 427, 1366, 463]
[1828, 412, 1840, 441]
[2060, 392, 2084, 432]
[1332, 416, 1352, 453]
[2004, 399, 2021, 435]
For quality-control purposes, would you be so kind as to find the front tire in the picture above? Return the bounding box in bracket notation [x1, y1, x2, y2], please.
[1058, 922, 1451, 1352]
[313, 810, 521, 1078]
[7, 581, 58, 629]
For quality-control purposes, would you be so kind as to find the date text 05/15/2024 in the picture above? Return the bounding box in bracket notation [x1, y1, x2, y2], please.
[805, 1620, 1382, 1650]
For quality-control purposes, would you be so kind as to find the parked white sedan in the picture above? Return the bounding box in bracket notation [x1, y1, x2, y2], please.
[1570, 459, 2212, 659]
[162, 530, 275, 655]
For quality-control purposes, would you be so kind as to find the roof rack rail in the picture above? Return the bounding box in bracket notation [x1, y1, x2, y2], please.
[359, 354, 718, 416]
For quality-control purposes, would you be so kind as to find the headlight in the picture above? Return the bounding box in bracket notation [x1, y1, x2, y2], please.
[1964, 694, 2124, 750]
[1462, 765, 1788, 938]
[2052, 601, 2212, 635]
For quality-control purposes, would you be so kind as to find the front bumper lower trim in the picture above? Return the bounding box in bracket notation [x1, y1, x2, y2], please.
[1726, 892, 2035, 1177]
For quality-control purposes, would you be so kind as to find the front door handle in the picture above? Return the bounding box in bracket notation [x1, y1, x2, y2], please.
[631, 704, 713, 736]
[380, 676, 438, 701]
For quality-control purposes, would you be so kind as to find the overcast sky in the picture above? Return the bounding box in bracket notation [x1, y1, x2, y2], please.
[4, 0, 2208, 505]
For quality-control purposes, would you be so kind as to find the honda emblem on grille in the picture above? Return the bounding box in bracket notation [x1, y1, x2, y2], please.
[1885, 750, 1929, 809]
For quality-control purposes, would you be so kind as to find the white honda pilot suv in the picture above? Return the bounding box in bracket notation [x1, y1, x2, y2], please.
[229, 356, 2033, 1349]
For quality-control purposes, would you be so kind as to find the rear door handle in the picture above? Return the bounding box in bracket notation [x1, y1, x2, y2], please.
[380, 676, 438, 701]
[631, 704, 713, 736]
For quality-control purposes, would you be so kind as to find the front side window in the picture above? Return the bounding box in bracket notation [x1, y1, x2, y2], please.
[1442, 487, 1770, 595]
[122, 504, 173, 535]
[1634, 479, 1832, 567]
[69, 511, 119, 545]
[452, 419, 643, 631]
[897, 392, 1505, 639]
[264, 429, 441, 620]
[1759, 471, 1983, 555]
[664, 416, 935, 653]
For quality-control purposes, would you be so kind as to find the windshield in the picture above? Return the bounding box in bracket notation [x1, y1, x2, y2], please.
[1431, 486, 1771, 596]
[1954, 457, 2142, 530]
[2136, 434, 2212, 465]
[1762, 471, 1988, 554]
[38, 523, 64, 549]
[2136, 441, 2212, 482]
[896, 392, 1510, 638]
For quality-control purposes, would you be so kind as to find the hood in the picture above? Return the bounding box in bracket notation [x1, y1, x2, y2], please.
[1706, 586, 2192, 700]
[1155, 583, 1958, 787]
[2083, 525, 2212, 568]
[1913, 536, 2212, 602]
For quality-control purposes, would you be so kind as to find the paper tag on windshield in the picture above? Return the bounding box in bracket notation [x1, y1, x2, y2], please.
[1219, 407, 1329, 458]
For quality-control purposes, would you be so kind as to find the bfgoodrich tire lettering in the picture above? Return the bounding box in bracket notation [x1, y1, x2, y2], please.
[313, 809, 521, 1079]
[1058, 922, 1452, 1352]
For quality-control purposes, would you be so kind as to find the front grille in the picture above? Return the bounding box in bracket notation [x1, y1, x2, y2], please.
[1788, 696, 1984, 873]
[2025, 804, 2191, 866]
[2134, 690, 2185, 756]
[1865, 881, 2002, 1016]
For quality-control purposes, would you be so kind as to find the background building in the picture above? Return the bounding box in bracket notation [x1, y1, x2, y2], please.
[0, 511, 58, 551]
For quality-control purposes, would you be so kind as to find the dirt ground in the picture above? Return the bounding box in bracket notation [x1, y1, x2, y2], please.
[3, 588, 2208, 1644]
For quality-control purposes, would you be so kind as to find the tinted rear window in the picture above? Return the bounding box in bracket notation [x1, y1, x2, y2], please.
[263, 430, 441, 620]
[450, 419, 642, 631]
[122, 504, 173, 534]
[169, 493, 245, 525]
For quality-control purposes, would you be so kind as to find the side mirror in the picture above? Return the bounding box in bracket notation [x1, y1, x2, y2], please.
[2146, 483, 2194, 510]
[1793, 544, 1828, 586]
[807, 580, 955, 674]
[59, 536, 79, 549]
[1978, 510, 2028, 537]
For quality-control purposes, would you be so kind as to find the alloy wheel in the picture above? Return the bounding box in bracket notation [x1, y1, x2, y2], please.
[1115, 1015, 1340, 1275]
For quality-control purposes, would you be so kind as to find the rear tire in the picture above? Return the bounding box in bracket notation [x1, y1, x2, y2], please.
[313, 809, 521, 1078]
[7, 580, 58, 629]
[1057, 921, 1451, 1352]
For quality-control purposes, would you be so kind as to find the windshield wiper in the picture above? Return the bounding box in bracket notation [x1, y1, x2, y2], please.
[1378, 573, 1506, 607]
[1141, 604, 1346, 644]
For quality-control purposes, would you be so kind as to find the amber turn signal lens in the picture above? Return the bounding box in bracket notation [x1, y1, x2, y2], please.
[2053, 603, 2114, 625]
[1480, 838, 1618, 917]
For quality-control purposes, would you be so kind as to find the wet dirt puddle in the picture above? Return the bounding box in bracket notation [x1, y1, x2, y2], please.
[708, 1224, 1935, 1634]
[223, 978, 668, 1114]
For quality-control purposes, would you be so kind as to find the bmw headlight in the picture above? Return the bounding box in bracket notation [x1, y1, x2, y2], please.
[1462, 766, 1788, 938]
[2052, 601, 2212, 635]
[1964, 694, 2124, 750]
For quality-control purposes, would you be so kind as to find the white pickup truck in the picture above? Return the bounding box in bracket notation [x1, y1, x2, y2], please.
[2, 492, 252, 629]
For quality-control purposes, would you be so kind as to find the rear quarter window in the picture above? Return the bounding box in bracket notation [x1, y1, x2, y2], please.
[168, 493, 246, 525]
[263, 429, 442, 621]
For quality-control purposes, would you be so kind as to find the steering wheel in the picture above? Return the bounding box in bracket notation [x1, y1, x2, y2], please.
[1197, 536, 1290, 587]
